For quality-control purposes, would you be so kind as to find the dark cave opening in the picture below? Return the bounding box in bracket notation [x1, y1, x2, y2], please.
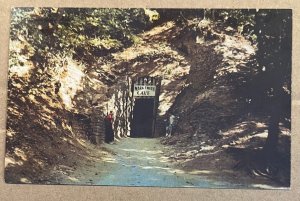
[131, 98, 155, 138]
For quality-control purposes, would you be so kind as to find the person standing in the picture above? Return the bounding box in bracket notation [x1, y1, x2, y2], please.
[166, 114, 176, 137]
[105, 111, 115, 143]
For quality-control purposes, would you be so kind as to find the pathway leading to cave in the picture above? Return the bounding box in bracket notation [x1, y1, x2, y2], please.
[95, 137, 240, 188]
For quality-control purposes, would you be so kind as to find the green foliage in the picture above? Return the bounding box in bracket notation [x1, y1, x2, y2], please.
[8, 8, 151, 110]
[130, 35, 142, 45]
[10, 8, 150, 65]
[144, 9, 160, 22]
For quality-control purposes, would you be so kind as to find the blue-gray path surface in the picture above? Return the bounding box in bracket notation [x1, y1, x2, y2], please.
[95, 138, 240, 188]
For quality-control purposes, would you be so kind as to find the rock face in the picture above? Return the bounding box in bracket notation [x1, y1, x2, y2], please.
[161, 21, 256, 141]
[5, 52, 103, 183]
[110, 77, 133, 138]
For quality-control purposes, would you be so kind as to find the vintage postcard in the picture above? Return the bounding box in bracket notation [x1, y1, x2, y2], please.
[4, 8, 291, 189]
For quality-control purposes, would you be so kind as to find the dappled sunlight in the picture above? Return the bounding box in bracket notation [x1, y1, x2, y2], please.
[193, 90, 216, 105]
[120, 148, 162, 155]
[59, 58, 85, 110]
[20, 177, 31, 184]
[140, 165, 186, 175]
[143, 21, 175, 39]
[143, 21, 183, 42]
[115, 161, 185, 175]
[101, 157, 118, 164]
[66, 176, 80, 182]
[214, 35, 255, 77]
[9, 39, 34, 78]
[14, 148, 28, 161]
[231, 129, 268, 147]
[194, 150, 223, 157]
[28, 94, 39, 104]
[224, 130, 268, 148]
[41, 105, 55, 114]
[62, 121, 73, 133]
[36, 93, 64, 110]
[158, 95, 173, 115]
[5, 156, 23, 167]
[159, 82, 187, 115]
[222, 125, 247, 136]
[222, 120, 267, 137]
[32, 158, 46, 168]
[255, 122, 266, 128]
[200, 145, 216, 151]
[112, 42, 158, 62]
[6, 129, 17, 138]
[189, 170, 213, 175]
[7, 107, 23, 118]
[9, 62, 32, 77]
[252, 131, 268, 139]
[218, 120, 270, 148]
[75, 138, 89, 148]
[157, 65, 190, 115]
[280, 128, 291, 136]
[158, 156, 170, 163]
[38, 112, 55, 125]
[250, 184, 289, 190]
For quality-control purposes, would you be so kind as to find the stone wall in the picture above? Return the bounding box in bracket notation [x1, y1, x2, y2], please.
[110, 76, 133, 138]
[71, 113, 92, 140]
[90, 107, 106, 144]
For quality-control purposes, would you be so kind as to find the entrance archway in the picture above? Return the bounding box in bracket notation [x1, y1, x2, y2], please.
[130, 76, 161, 138]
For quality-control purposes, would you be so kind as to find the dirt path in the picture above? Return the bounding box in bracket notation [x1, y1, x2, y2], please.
[97, 138, 241, 188]
[57, 137, 251, 188]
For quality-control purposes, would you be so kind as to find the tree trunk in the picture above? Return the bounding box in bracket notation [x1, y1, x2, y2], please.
[264, 113, 280, 157]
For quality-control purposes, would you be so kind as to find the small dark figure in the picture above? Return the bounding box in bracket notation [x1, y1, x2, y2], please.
[105, 111, 114, 143]
[54, 82, 61, 94]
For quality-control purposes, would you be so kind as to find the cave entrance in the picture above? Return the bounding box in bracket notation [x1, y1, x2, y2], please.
[130, 76, 161, 138]
[131, 98, 154, 137]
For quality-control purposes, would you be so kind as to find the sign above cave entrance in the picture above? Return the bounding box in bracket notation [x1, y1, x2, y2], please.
[133, 85, 156, 97]
[132, 76, 159, 98]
